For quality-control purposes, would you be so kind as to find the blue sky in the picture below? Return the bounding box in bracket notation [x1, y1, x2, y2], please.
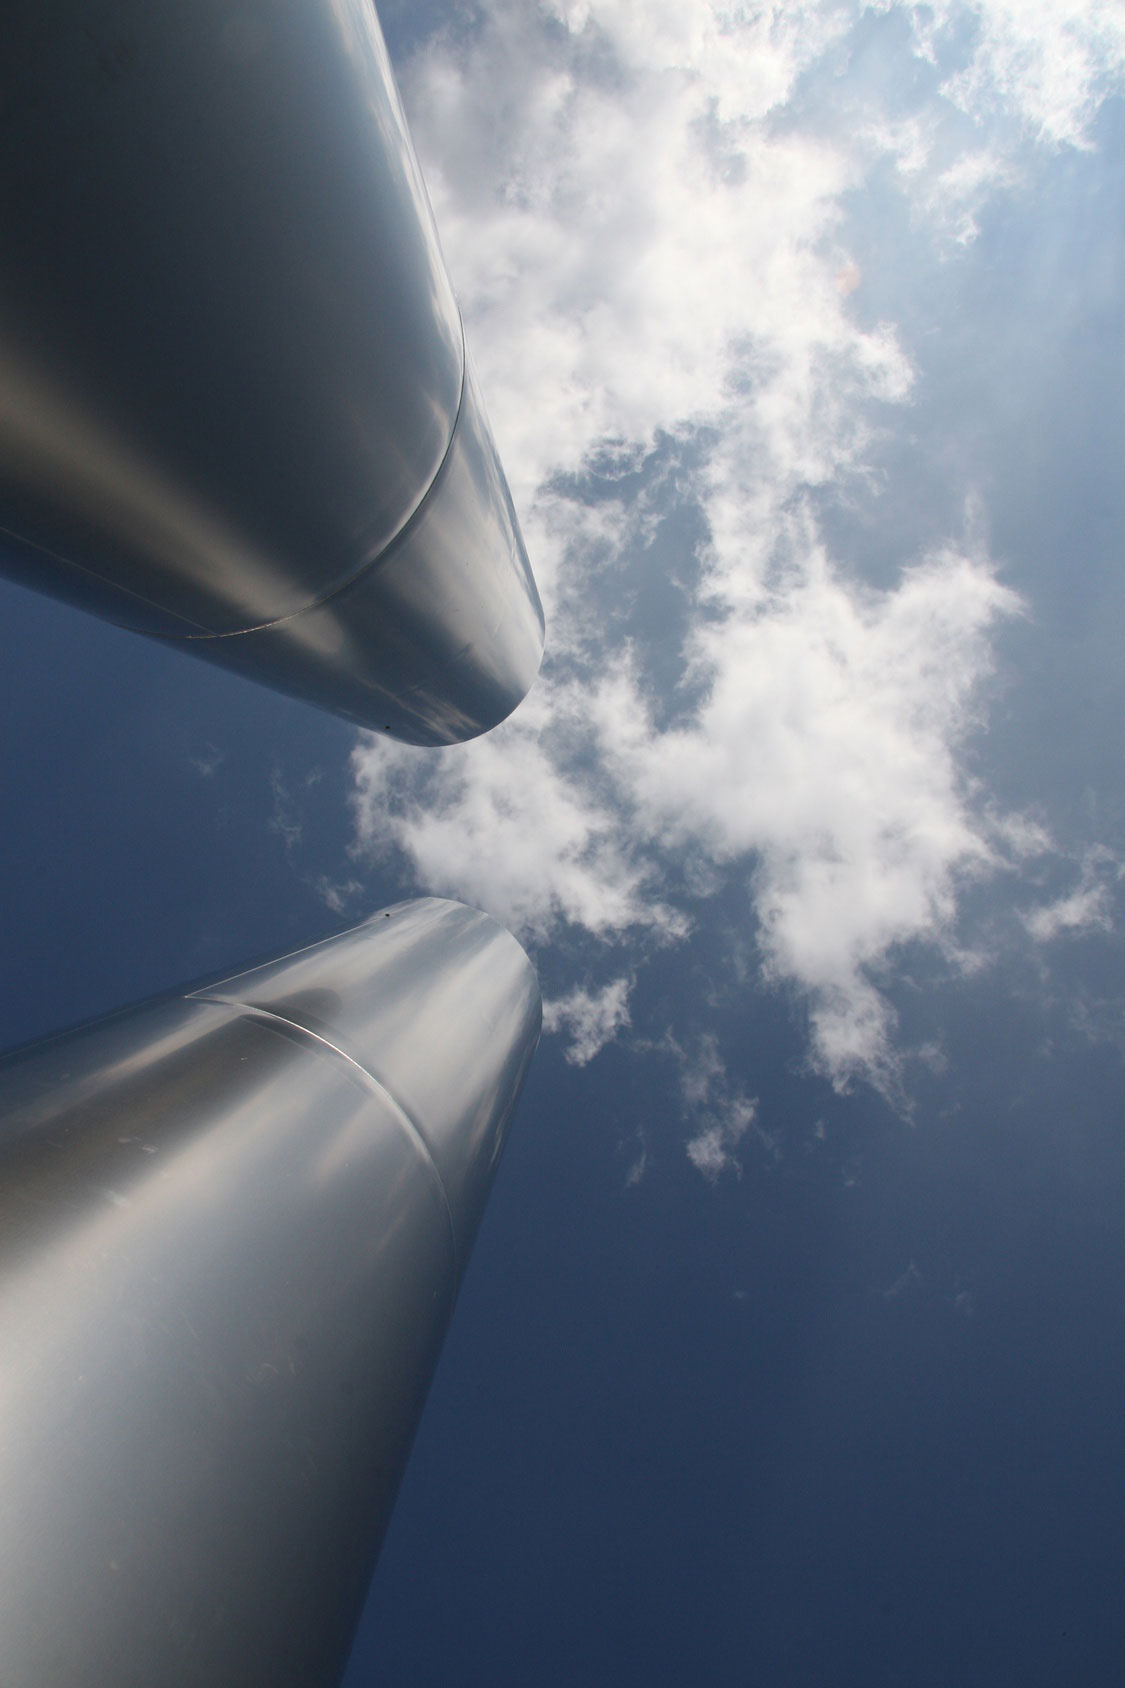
[2, 2, 1125, 1682]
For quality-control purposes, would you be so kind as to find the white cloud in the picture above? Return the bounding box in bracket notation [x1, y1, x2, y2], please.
[655, 1031, 766, 1179]
[597, 538, 1025, 1089]
[404, 0, 903, 555]
[188, 745, 223, 778]
[1025, 885, 1111, 943]
[885, 0, 1125, 241]
[1024, 848, 1118, 942]
[350, 685, 686, 943]
[623, 1139, 648, 1187]
[350, 1, 1125, 1098]
[542, 976, 633, 1064]
[883, 1260, 923, 1299]
[314, 875, 365, 916]
[935, 0, 1125, 149]
[686, 1119, 747, 1180]
[269, 764, 303, 856]
[680, 1042, 762, 1180]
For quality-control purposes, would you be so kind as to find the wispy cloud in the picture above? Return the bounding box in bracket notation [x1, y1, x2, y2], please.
[188, 745, 224, 778]
[1024, 847, 1118, 942]
[933, 0, 1125, 149]
[314, 875, 366, 916]
[269, 764, 304, 857]
[659, 1031, 766, 1180]
[543, 975, 633, 1064]
[883, 1260, 923, 1300]
[623, 1134, 648, 1188]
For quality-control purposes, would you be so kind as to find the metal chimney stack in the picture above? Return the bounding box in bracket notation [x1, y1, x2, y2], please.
[0, 900, 541, 1686]
[0, 0, 544, 741]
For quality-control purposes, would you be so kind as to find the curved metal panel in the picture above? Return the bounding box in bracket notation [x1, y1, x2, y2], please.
[0, 900, 540, 1687]
[198, 896, 544, 1266]
[195, 360, 546, 744]
[0, 0, 543, 739]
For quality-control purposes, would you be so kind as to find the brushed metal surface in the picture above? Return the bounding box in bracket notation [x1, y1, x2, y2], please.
[0, 0, 543, 741]
[0, 898, 540, 1687]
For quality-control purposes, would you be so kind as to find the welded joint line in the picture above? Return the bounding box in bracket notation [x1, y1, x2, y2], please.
[0, 518, 214, 634]
[184, 311, 470, 642]
[190, 993, 462, 1299]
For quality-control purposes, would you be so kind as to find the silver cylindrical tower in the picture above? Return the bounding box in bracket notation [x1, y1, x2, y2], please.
[0, 898, 540, 1686]
[0, 1, 543, 742]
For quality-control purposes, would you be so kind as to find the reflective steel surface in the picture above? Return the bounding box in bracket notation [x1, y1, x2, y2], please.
[206, 357, 547, 744]
[0, 899, 540, 1687]
[0, 0, 544, 741]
